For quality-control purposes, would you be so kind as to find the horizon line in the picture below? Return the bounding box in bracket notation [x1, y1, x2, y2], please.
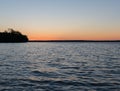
[29, 40, 120, 42]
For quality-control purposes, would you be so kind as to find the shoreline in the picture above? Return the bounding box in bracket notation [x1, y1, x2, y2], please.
[29, 40, 120, 42]
[0, 40, 120, 43]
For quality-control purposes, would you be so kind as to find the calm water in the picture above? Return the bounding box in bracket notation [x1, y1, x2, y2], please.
[0, 42, 120, 91]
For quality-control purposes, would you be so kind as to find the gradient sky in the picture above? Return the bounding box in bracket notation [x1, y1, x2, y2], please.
[0, 0, 120, 40]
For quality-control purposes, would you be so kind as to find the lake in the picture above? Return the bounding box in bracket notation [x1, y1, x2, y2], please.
[0, 42, 120, 91]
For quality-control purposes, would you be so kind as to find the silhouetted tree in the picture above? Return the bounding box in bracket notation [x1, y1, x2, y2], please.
[0, 28, 28, 42]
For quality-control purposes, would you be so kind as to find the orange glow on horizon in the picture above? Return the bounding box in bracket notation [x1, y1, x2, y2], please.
[28, 33, 120, 40]
[24, 27, 120, 41]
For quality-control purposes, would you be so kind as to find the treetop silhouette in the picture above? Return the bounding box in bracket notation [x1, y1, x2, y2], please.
[0, 28, 28, 42]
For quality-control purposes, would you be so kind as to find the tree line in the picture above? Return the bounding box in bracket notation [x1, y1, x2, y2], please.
[0, 28, 28, 42]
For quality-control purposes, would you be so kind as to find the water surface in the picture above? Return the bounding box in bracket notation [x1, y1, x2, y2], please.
[0, 42, 120, 91]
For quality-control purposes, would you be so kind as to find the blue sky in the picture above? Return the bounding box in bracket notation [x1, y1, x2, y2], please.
[0, 0, 120, 40]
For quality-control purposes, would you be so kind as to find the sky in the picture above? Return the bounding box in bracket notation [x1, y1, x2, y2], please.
[0, 0, 120, 40]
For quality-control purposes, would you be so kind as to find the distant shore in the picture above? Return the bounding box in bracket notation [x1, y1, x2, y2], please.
[0, 29, 28, 43]
[29, 40, 120, 42]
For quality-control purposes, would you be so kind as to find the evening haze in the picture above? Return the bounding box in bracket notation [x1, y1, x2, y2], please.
[0, 0, 120, 40]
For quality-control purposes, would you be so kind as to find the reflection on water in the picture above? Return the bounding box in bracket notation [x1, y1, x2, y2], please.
[0, 42, 120, 91]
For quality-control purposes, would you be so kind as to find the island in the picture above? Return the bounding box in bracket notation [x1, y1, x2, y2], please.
[0, 28, 28, 43]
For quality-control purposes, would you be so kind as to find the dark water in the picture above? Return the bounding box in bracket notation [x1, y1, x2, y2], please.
[0, 42, 120, 91]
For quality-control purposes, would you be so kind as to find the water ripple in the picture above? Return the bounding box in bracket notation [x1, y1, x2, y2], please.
[0, 42, 120, 91]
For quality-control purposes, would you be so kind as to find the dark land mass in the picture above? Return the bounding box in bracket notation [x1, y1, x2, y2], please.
[29, 40, 120, 42]
[0, 29, 28, 43]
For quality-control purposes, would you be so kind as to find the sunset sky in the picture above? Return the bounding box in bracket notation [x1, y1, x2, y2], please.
[0, 0, 120, 40]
